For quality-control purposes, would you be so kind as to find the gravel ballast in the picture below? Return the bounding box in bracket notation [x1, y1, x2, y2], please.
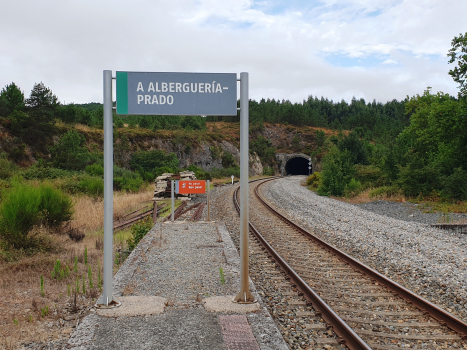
[261, 176, 467, 323]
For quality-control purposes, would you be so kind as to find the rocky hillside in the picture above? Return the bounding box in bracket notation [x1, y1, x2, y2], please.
[0, 120, 340, 176]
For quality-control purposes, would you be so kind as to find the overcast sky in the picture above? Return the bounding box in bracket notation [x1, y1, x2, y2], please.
[1, 0, 465, 105]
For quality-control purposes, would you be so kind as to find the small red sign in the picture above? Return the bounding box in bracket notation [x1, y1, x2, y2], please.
[176, 180, 206, 194]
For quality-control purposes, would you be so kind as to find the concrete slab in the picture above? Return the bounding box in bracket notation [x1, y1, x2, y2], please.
[204, 296, 261, 313]
[65, 222, 288, 350]
[96, 296, 167, 318]
[219, 315, 260, 350]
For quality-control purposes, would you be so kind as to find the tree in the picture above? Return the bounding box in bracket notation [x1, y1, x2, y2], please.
[317, 146, 354, 196]
[49, 130, 90, 170]
[0, 82, 24, 116]
[448, 32, 467, 97]
[26, 82, 59, 123]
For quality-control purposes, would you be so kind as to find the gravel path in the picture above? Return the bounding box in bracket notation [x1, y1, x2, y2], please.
[355, 200, 467, 225]
[261, 176, 467, 324]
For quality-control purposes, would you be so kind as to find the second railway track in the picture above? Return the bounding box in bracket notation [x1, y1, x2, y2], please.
[239, 177, 467, 349]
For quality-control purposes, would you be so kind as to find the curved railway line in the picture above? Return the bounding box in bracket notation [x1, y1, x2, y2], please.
[234, 177, 467, 349]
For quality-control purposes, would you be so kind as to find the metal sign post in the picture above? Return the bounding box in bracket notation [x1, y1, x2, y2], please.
[99, 69, 249, 308]
[171, 180, 175, 222]
[96, 70, 120, 308]
[207, 180, 210, 221]
[234, 72, 255, 303]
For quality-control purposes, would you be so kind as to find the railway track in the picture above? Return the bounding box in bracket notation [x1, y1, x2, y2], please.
[236, 178, 467, 349]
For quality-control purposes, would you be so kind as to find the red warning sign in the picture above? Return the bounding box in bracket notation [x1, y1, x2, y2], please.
[176, 180, 206, 194]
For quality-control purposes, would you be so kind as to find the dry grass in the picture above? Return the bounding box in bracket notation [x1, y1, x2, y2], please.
[0, 188, 154, 349]
[335, 188, 407, 204]
[71, 188, 154, 234]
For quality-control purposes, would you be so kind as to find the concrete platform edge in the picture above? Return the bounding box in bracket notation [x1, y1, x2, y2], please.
[217, 222, 288, 350]
[64, 222, 288, 350]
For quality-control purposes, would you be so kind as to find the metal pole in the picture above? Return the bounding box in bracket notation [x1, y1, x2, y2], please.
[234, 72, 255, 303]
[207, 180, 210, 221]
[171, 180, 175, 222]
[97, 70, 117, 307]
[153, 201, 157, 224]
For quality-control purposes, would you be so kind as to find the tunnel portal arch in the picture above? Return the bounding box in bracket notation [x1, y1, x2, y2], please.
[276, 153, 312, 176]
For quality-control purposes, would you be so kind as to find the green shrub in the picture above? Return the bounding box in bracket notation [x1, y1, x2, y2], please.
[79, 177, 104, 197]
[317, 147, 354, 196]
[127, 217, 153, 251]
[263, 166, 274, 176]
[38, 183, 73, 229]
[0, 183, 41, 248]
[21, 165, 76, 180]
[0, 182, 73, 248]
[0, 156, 18, 179]
[441, 167, 467, 201]
[306, 172, 321, 189]
[85, 163, 104, 177]
[398, 161, 440, 198]
[354, 164, 386, 188]
[344, 178, 362, 198]
[130, 150, 179, 173]
[221, 152, 236, 168]
[210, 166, 240, 179]
[154, 166, 176, 178]
[368, 186, 401, 198]
[183, 165, 212, 180]
[49, 130, 90, 171]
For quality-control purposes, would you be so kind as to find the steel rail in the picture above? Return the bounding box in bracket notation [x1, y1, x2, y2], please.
[254, 178, 467, 338]
[113, 209, 153, 230]
[233, 179, 371, 350]
[190, 203, 206, 221]
[164, 202, 187, 222]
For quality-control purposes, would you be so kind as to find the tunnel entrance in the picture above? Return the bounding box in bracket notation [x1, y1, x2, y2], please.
[285, 157, 311, 175]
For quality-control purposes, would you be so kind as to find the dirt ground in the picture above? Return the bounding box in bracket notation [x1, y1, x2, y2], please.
[0, 189, 154, 349]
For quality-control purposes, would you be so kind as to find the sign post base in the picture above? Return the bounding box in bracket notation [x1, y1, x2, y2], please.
[233, 291, 256, 304]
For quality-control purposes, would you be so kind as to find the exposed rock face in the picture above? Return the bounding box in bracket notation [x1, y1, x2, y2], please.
[125, 137, 265, 176]
[249, 152, 263, 176]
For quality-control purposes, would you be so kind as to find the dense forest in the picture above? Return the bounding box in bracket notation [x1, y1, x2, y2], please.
[0, 32, 466, 204]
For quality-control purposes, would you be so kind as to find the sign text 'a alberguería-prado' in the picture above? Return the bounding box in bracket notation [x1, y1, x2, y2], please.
[116, 72, 237, 116]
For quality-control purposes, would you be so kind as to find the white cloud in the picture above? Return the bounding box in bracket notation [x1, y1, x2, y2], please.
[0, 0, 464, 105]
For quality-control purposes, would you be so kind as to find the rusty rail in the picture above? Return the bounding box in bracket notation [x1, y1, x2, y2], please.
[163, 202, 188, 222]
[190, 203, 206, 221]
[252, 178, 467, 340]
[233, 179, 371, 350]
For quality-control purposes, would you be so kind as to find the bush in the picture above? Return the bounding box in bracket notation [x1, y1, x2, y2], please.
[398, 161, 440, 197]
[0, 157, 18, 179]
[0, 183, 73, 248]
[49, 130, 90, 171]
[183, 165, 212, 180]
[114, 166, 144, 192]
[263, 166, 274, 176]
[306, 172, 321, 189]
[0, 183, 41, 248]
[21, 165, 76, 180]
[127, 217, 153, 251]
[130, 150, 179, 173]
[85, 163, 104, 177]
[368, 186, 401, 198]
[354, 164, 386, 188]
[442, 167, 467, 201]
[343, 178, 362, 198]
[154, 166, 176, 178]
[38, 183, 73, 229]
[221, 152, 236, 168]
[210, 166, 240, 179]
[79, 177, 104, 197]
[317, 147, 354, 196]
